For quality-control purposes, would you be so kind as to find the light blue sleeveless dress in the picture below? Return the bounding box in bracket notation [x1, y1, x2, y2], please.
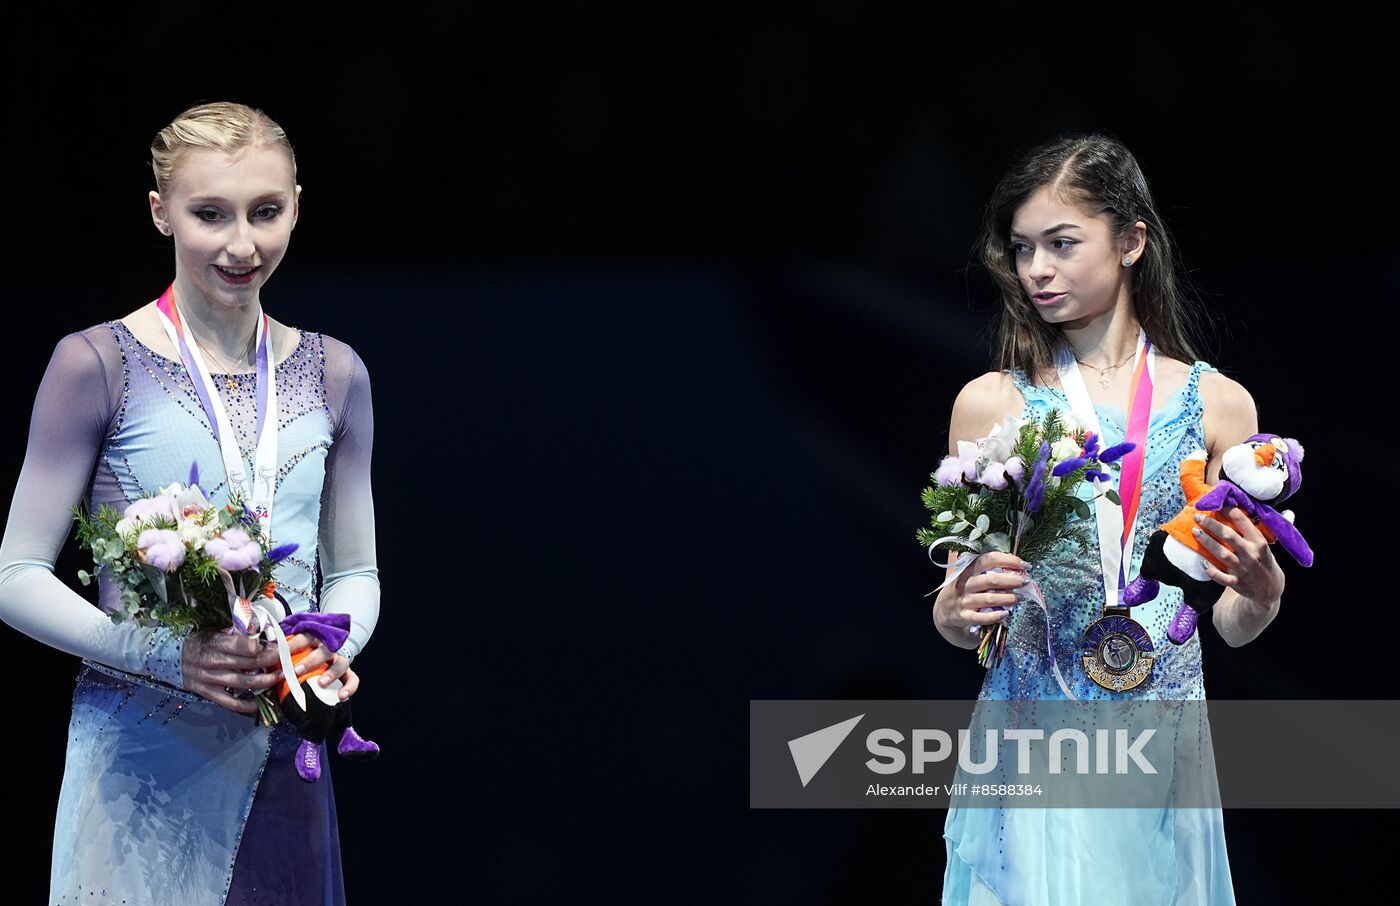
[941, 360, 1237, 906]
[48, 320, 349, 904]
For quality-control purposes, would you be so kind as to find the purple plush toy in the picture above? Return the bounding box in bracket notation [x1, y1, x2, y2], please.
[1122, 434, 1313, 644]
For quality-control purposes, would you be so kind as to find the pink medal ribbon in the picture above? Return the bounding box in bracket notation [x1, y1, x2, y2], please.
[1057, 328, 1158, 693]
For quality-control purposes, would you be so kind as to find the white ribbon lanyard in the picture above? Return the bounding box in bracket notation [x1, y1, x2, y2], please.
[154, 299, 279, 537]
[226, 583, 340, 713]
[1054, 327, 1153, 607]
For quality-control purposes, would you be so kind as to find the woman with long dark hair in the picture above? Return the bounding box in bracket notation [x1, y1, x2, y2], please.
[933, 134, 1285, 904]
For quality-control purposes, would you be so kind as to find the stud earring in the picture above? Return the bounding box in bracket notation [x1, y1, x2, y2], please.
[1123, 256, 1133, 266]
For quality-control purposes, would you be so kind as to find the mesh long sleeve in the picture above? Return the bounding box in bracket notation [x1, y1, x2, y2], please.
[318, 337, 380, 662]
[0, 332, 184, 687]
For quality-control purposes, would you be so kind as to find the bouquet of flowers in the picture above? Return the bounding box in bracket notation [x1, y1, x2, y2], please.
[918, 409, 1135, 669]
[72, 461, 298, 725]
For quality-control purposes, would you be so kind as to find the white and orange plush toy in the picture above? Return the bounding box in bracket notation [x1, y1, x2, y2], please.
[1122, 433, 1313, 644]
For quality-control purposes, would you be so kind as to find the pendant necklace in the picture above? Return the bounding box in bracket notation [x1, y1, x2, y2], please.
[193, 332, 255, 390]
[1076, 348, 1136, 391]
[1057, 328, 1157, 692]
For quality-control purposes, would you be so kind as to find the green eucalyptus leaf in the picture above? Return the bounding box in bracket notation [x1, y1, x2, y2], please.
[139, 563, 169, 605]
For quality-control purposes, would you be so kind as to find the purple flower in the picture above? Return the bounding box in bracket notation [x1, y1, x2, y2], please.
[266, 542, 300, 564]
[1099, 442, 1136, 464]
[1081, 432, 1101, 458]
[1052, 456, 1090, 478]
[1024, 440, 1051, 514]
[137, 528, 185, 572]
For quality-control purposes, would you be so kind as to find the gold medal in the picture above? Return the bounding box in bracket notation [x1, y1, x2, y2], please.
[1081, 607, 1155, 692]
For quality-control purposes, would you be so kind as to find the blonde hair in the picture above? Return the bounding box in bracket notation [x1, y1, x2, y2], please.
[150, 101, 297, 197]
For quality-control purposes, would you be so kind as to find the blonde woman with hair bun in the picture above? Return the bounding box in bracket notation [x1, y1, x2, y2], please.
[0, 100, 381, 903]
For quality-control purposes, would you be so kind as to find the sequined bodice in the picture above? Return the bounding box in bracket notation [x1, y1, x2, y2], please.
[986, 359, 1220, 702]
[91, 319, 335, 614]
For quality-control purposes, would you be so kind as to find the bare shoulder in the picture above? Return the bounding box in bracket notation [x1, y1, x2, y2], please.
[948, 371, 1024, 454]
[1199, 370, 1259, 475]
[1154, 356, 1192, 393]
[1199, 371, 1258, 439]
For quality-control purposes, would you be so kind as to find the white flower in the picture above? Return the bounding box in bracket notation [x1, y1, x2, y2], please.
[178, 519, 213, 550]
[1051, 436, 1081, 464]
[176, 483, 211, 517]
[981, 415, 1022, 464]
[955, 439, 981, 481]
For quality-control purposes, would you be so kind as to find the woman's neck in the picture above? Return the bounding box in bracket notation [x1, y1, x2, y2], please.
[1060, 301, 1140, 369]
[171, 273, 263, 364]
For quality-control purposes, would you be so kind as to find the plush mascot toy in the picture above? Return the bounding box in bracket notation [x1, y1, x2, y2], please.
[1122, 433, 1313, 644]
[232, 589, 381, 783]
[274, 609, 381, 782]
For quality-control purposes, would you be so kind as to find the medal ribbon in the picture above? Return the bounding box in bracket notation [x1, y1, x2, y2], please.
[1055, 327, 1155, 608]
[154, 283, 279, 538]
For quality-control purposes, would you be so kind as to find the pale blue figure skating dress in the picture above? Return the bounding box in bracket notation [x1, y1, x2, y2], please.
[0, 317, 381, 904]
[941, 360, 1237, 906]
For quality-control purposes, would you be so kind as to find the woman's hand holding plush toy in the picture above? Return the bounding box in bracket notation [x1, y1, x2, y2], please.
[1191, 505, 1287, 608]
[1193, 505, 1288, 646]
[282, 632, 359, 702]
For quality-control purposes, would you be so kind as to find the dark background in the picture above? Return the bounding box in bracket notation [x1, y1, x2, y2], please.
[3, 5, 1390, 903]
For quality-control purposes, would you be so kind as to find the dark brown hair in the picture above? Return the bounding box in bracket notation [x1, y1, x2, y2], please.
[977, 132, 1212, 384]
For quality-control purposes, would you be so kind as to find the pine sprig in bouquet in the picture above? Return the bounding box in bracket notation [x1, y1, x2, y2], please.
[72, 461, 298, 724]
[919, 408, 1135, 668]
